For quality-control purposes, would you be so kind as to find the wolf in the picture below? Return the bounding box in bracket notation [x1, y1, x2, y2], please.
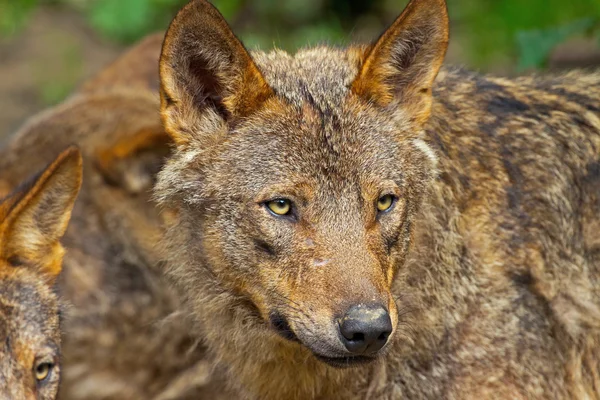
[156, 0, 600, 398]
[0, 34, 217, 399]
[0, 147, 82, 400]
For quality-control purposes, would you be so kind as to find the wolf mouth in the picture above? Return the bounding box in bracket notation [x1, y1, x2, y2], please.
[270, 312, 376, 368]
[314, 354, 376, 368]
[270, 312, 300, 342]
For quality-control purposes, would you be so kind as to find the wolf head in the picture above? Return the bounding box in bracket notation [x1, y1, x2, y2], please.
[0, 147, 82, 399]
[157, 0, 448, 367]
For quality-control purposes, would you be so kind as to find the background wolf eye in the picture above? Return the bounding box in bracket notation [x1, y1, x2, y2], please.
[34, 361, 53, 383]
[266, 199, 292, 216]
[377, 194, 395, 212]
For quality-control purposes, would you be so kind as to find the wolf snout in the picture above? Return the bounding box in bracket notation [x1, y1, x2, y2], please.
[338, 304, 392, 355]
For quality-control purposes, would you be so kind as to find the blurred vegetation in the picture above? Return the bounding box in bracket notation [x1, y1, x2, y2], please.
[1, 0, 599, 71]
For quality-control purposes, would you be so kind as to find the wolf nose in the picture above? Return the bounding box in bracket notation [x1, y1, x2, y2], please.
[338, 304, 392, 355]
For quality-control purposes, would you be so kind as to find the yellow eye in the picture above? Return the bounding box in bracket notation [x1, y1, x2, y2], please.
[266, 199, 292, 216]
[34, 362, 53, 382]
[377, 194, 395, 212]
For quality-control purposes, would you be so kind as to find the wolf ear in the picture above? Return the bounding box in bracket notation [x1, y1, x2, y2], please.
[0, 147, 82, 280]
[159, 0, 273, 146]
[352, 0, 449, 125]
[94, 126, 171, 194]
[80, 32, 164, 94]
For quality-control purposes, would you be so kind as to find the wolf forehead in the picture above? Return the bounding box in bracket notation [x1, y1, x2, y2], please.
[235, 48, 421, 161]
[0, 275, 59, 334]
[251, 47, 362, 110]
[244, 48, 423, 159]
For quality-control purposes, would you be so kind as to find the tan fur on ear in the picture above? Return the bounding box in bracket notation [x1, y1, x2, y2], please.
[94, 126, 171, 194]
[159, 0, 273, 146]
[0, 147, 82, 280]
[352, 0, 449, 125]
[0, 180, 10, 199]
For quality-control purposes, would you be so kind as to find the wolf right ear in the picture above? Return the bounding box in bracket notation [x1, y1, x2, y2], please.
[352, 0, 449, 125]
[160, 0, 273, 146]
[0, 147, 82, 280]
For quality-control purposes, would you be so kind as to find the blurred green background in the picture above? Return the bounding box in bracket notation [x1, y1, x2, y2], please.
[0, 0, 599, 139]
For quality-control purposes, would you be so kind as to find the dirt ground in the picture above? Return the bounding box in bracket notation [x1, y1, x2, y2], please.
[0, 6, 122, 144]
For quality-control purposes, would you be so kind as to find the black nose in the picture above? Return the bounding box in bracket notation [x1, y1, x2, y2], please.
[338, 304, 392, 355]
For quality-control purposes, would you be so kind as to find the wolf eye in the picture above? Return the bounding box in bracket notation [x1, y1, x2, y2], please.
[377, 194, 395, 213]
[266, 199, 292, 216]
[34, 361, 53, 383]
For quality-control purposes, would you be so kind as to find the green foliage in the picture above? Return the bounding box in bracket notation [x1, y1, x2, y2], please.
[87, 0, 184, 43]
[2, 0, 600, 71]
[516, 18, 598, 71]
[89, 0, 150, 43]
[446, 0, 600, 68]
[0, 0, 38, 36]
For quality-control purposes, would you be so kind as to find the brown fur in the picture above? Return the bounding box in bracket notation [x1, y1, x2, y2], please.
[157, 0, 600, 398]
[0, 34, 217, 399]
[0, 147, 82, 400]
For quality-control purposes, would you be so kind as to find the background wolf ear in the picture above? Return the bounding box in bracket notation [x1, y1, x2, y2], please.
[80, 32, 164, 95]
[352, 0, 449, 125]
[94, 126, 171, 194]
[0, 147, 82, 280]
[159, 0, 273, 146]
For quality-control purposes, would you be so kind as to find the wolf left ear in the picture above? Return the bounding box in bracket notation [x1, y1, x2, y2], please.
[159, 0, 273, 146]
[352, 0, 449, 125]
[0, 147, 82, 280]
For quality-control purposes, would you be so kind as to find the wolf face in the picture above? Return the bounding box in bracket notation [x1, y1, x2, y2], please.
[0, 147, 82, 399]
[157, 0, 448, 367]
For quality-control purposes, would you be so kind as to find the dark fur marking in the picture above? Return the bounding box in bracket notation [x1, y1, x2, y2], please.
[475, 79, 505, 93]
[269, 312, 299, 342]
[160, 87, 176, 107]
[387, 220, 410, 254]
[254, 239, 277, 257]
[299, 81, 320, 112]
[458, 174, 471, 191]
[570, 115, 596, 132]
[187, 56, 231, 120]
[389, 29, 426, 79]
[0, 301, 15, 320]
[426, 127, 450, 157]
[505, 186, 521, 211]
[7, 256, 25, 267]
[476, 81, 530, 137]
[545, 87, 600, 112]
[586, 161, 600, 180]
[531, 102, 555, 118]
[0, 169, 44, 217]
[501, 152, 524, 209]
[509, 272, 555, 338]
[487, 95, 530, 116]
[435, 96, 460, 113]
[386, 227, 403, 252]
[511, 271, 535, 287]
[582, 162, 600, 205]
